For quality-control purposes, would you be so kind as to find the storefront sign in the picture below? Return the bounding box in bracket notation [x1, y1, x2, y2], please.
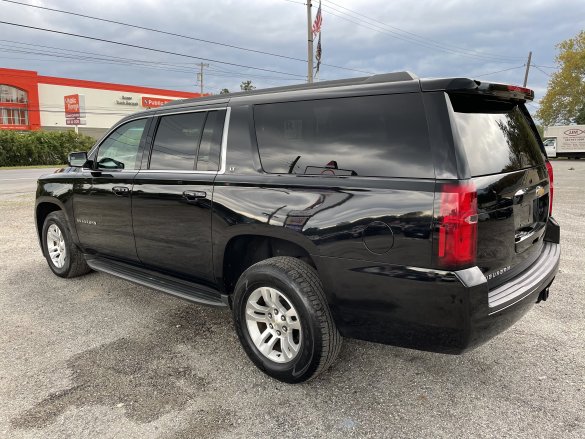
[66, 118, 87, 125]
[64, 94, 86, 126]
[141, 96, 174, 108]
[116, 95, 138, 106]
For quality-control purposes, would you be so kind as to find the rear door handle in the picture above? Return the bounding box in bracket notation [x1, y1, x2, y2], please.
[182, 190, 207, 201]
[112, 186, 130, 196]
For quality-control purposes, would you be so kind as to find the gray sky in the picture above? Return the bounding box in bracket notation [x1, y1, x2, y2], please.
[1, 0, 584, 117]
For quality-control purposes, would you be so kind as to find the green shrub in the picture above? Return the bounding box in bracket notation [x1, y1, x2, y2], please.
[0, 130, 96, 167]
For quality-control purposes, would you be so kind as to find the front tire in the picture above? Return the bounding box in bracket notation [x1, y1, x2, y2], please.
[42, 211, 91, 278]
[232, 257, 342, 383]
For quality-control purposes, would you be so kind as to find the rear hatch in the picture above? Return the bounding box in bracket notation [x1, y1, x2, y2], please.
[448, 92, 549, 288]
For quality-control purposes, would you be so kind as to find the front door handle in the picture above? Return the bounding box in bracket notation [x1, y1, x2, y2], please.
[112, 186, 130, 196]
[182, 190, 207, 201]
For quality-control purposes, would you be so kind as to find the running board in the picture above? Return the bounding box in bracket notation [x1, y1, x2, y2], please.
[86, 257, 226, 307]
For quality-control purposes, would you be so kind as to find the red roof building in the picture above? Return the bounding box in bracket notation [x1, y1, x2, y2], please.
[0, 68, 202, 138]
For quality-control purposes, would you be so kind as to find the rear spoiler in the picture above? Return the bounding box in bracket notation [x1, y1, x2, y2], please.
[420, 78, 534, 102]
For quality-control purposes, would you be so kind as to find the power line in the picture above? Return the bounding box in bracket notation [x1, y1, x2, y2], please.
[0, 47, 196, 74]
[473, 65, 525, 78]
[0, 63, 196, 89]
[2, 49, 299, 83]
[0, 41, 305, 82]
[0, 0, 374, 76]
[0, 20, 309, 78]
[531, 65, 552, 77]
[0, 0, 307, 63]
[319, 3, 521, 64]
[322, 0, 525, 62]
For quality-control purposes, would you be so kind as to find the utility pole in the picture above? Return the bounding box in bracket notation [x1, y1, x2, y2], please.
[306, 0, 313, 83]
[197, 62, 209, 95]
[523, 51, 532, 87]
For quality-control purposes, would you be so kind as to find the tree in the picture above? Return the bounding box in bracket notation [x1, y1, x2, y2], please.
[537, 31, 585, 126]
[574, 105, 585, 125]
[219, 88, 230, 94]
[240, 80, 256, 92]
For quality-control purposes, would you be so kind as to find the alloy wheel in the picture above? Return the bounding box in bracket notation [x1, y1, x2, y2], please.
[245, 287, 302, 363]
[46, 223, 66, 268]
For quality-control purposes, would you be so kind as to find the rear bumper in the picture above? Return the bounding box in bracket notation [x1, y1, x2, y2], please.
[316, 240, 560, 354]
[465, 240, 559, 352]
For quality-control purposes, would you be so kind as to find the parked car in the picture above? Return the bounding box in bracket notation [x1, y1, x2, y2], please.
[35, 72, 560, 383]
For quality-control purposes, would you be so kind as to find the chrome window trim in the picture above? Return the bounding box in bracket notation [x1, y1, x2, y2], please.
[137, 169, 217, 175]
[155, 106, 228, 117]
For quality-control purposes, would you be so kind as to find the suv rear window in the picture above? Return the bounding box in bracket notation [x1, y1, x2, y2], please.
[254, 94, 433, 178]
[449, 95, 544, 177]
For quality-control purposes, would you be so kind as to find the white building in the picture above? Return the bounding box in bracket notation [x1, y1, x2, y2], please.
[0, 67, 202, 138]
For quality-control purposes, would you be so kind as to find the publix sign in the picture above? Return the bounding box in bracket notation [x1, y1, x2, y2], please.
[141, 96, 174, 108]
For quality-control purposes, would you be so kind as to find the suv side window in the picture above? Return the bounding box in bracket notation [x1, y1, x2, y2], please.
[254, 94, 433, 178]
[149, 112, 206, 170]
[95, 118, 147, 170]
[196, 110, 225, 171]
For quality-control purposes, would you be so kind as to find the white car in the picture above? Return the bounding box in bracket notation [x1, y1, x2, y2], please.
[543, 138, 557, 158]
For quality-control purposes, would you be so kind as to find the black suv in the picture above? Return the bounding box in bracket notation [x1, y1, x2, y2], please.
[36, 72, 560, 383]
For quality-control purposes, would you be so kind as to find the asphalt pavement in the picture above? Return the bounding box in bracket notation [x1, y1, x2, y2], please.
[0, 162, 583, 439]
[0, 168, 60, 199]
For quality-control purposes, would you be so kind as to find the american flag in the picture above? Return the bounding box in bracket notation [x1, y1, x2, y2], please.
[315, 32, 322, 76]
[312, 1, 322, 37]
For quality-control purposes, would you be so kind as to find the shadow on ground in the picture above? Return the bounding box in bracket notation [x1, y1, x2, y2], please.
[11, 305, 225, 429]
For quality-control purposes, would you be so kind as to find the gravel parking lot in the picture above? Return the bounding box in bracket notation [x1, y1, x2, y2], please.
[0, 161, 583, 439]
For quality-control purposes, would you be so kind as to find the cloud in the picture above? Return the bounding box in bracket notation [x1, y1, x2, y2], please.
[1, 0, 583, 117]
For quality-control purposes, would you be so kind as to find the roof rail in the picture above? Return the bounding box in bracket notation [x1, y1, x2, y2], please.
[163, 71, 418, 107]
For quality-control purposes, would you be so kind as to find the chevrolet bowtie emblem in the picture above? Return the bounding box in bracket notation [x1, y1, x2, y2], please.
[535, 186, 545, 198]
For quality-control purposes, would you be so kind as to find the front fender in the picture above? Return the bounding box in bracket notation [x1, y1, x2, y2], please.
[35, 176, 78, 246]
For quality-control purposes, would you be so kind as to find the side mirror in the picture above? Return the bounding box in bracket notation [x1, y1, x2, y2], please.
[68, 151, 88, 167]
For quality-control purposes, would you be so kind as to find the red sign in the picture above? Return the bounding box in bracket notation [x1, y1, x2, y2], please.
[64, 94, 86, 125]
[142, 96, 173, 108]
[64, 94, 80, 116]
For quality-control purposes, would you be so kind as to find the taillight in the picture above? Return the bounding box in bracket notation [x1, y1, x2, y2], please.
[505, 85, 535, 100]
[482, 83, 535, 101]
[545, 160, 554, 215]
[437, 182, 478, 269]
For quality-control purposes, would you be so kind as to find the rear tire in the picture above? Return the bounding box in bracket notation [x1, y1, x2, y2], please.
[42, 211, 91, 278]
[232, 256, 342, 383]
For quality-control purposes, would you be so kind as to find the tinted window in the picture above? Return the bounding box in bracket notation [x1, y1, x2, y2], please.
[450, 95, 544, 177]
[150, 112, 206, 170]
[254, 94, 432, 178]
[196, 110, 225, 171]
[96, 119, 147, 170]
